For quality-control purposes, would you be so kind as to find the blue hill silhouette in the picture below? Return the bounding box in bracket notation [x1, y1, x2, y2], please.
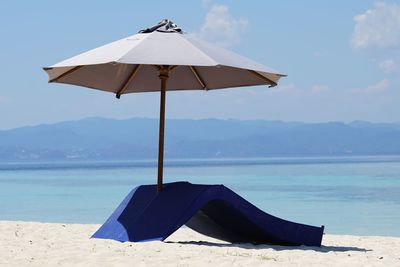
[0, 118, 399, 161]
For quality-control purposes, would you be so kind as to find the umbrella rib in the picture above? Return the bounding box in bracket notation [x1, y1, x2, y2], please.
[248, 70, 277, 87]
[116, 64, 141, 99]
[169, 65, 178, 72]
[153, 65, 177, 72]
[189, 66, 207, 90]
[49, 65, 83, 83]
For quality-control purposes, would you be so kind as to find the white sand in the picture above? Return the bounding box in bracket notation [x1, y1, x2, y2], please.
[1, 221, 399, 267]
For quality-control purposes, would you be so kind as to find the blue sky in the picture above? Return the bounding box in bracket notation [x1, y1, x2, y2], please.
[0, 0, 399, 129]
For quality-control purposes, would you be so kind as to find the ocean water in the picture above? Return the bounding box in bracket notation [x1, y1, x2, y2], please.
[0, 156, 399, 237]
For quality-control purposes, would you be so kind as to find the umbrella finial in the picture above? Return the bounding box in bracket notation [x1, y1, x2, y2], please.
[139, 19, 182, 34]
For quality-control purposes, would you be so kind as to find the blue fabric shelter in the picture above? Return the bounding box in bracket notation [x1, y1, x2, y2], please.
[92, 182, 324, 246]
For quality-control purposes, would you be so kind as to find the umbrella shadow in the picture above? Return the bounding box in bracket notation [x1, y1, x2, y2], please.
[165, 240, 371, 253]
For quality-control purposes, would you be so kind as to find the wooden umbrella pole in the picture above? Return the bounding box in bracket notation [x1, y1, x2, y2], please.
[157, 67, 169, 192]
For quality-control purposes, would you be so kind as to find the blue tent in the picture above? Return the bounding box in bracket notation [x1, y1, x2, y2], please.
[92, 182, 324, 246]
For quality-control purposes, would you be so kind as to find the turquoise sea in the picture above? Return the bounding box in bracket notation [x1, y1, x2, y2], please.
[0, 156, 399, 236]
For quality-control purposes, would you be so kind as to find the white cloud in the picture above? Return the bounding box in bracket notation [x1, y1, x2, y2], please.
[352, 2, 400, 49]
[311, 84, 329, 93]
[313, 51, 322, 58]
[379, 59, 396, 73]
[353, 79, 390, 93]
[201, 0, 212, 6]
[197, 4, 248, 47]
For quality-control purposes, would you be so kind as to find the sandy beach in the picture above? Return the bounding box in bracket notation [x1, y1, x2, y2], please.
[0, 221, 399, 266]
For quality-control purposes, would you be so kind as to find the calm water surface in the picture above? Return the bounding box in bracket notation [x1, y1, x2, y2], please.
[0, 156, 399, 236]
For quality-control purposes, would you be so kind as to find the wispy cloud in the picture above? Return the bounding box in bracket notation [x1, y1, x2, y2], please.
[275, 83, 297, 93]
[313, 51, 322, 58]
[311, 84, 329, 93]
[352, 79, 390, 93]
[379, 59, 396, 73]
[201, 0, 212, 6]
[197, 4, 248, 47]
[352, 1, 400, 49]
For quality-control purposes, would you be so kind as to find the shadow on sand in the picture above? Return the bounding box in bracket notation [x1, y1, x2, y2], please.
[165, 240, 371, 253]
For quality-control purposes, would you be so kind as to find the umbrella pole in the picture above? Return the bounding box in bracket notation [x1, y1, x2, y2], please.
[157, 67, 169, 192]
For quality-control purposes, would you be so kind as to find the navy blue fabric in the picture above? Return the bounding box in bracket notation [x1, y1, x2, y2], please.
[92, 182, 324, 246]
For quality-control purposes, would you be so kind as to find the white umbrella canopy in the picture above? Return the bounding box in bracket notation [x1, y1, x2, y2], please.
[43, 19, 286, 192]
[44, 20, 285, 95]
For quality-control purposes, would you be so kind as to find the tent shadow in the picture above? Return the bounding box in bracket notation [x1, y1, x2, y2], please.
[165, 240, 372, 253]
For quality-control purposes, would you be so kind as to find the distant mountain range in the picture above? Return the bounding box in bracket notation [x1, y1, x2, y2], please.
[1, 117, 400, 161]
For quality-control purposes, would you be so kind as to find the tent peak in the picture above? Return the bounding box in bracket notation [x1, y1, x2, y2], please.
[139, 19, 183, 34]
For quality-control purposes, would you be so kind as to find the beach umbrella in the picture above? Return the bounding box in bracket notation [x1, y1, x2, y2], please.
[43, 19, 286, 192]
